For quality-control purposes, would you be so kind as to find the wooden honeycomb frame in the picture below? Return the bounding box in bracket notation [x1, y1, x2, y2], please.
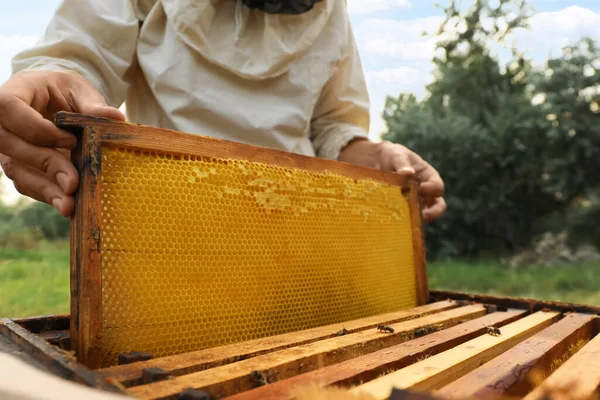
[53, 112, 429, 370]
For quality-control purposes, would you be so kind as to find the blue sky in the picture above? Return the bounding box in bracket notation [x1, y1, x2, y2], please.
[1, 1, 599, 203]
[344, 0, 599, 136]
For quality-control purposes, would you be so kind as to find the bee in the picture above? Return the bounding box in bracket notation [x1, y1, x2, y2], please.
[414, 328, 426, 337]
[176, 389, 213, 400]
[377, 324, 394, 333]
[249, 370, 267, 387]
[487, 326, 501, 336]
[336, 328, 349, 336]
[484, 304, 498, 313]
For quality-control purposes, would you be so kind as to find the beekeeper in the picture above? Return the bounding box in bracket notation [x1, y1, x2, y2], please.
[0, 0, 446, 221]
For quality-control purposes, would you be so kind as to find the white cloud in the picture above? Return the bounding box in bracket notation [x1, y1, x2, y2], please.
[354, 16, 443, 63]
[355, 6, 600, 141]
[353, 16, 443, 138]
[366, 67, 425, 86]
[347, 0, 411, 15]
[364, 37, 437, 62]
[365, 67, 434, 140]
[0, 35, 39, 83]
[513, 6, 600, 63]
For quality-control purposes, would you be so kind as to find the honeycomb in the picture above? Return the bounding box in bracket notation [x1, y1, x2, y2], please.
[98, 147, 417, 367]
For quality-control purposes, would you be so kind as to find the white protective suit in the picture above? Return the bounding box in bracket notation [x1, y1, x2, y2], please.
[12, 0, 371, 161]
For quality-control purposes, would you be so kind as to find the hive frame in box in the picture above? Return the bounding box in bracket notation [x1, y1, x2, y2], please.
[2, 112, 599, 400]
[53, 111, 429, 370]
[1, 293, 599, 400]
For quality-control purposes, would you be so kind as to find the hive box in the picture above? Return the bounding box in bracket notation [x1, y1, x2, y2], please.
[1, 113, 599, 400]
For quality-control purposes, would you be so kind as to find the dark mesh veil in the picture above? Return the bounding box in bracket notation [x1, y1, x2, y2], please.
[240, 0, 323, 14]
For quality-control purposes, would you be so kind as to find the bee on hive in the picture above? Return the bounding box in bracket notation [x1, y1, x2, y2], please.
[377, 324, 394, 333]
[250, 370, 267, 387]
[486, 326, 502, 336]
[336, 328, 349, 336]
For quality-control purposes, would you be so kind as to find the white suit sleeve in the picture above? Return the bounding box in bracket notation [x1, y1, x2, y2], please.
[11, 0, 139, 108]
[310, 22, 371, 161]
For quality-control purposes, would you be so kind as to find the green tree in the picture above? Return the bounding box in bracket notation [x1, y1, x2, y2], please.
[17, 201, 70, 240]
[0, 178, 69, 248]
[383, 0, 600, 259]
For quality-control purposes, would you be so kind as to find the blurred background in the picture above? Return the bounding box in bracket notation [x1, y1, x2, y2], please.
[0, 0, 599, 317]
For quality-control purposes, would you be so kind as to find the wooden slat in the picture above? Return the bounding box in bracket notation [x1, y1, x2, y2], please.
[430, 290, 600, 315]
[69, 124, 103, 369]
[224, 309, 527, 400]
[0, 319, 124, 394]
[437, 313, 596, 399]
[126, 305, 487, 399]
[38, 330, 70, 341]
[522, 331, 600, 400]
[290, 385, 443, 400]
[39, 330, 71, 348]
[99, 301, 458, 386]
[351, 310, 562, 400]
[11, 314, 70, 333]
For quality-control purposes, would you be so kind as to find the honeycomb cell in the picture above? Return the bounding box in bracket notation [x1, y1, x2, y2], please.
[98, 147, 417, 367]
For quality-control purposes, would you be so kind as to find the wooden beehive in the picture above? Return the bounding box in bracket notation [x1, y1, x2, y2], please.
[1, 113, 599, 400]
[1, 294, 599, 400]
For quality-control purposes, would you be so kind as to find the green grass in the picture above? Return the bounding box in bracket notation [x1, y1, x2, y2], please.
[0, 244, 599, 318]
[429, 260, 600, 306]
[0, 241, 70, 318]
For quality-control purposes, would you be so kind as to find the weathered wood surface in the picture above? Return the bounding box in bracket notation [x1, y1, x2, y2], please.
[224, 309, 526, 400]
[437, 313, 596, 399]
[0, 319, 124, 394]
[53, 112, 409, 187]
[99, 301, 458, 386]
[127, 305, 487, 399]
[0, 325, 49, 373]
[3, 303, 600, 400]
[430, 290, 600, 315]
[406, 178, 428, 306]
[12, 314, 70, 333]
[522, 331, 600, 400]
[39, 330, 71, 348]
[350, 311, 562, 400]
[67, 123, 104, 369]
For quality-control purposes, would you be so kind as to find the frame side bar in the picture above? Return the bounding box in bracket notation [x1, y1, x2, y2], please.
[69, 123, 104, 369]
[405, 181, 428, 305]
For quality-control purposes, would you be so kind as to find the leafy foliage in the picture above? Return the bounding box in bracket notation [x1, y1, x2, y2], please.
[17, 201, 70, 240]
[383, 0, 600, 259]
[0, 200, 69, 249]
